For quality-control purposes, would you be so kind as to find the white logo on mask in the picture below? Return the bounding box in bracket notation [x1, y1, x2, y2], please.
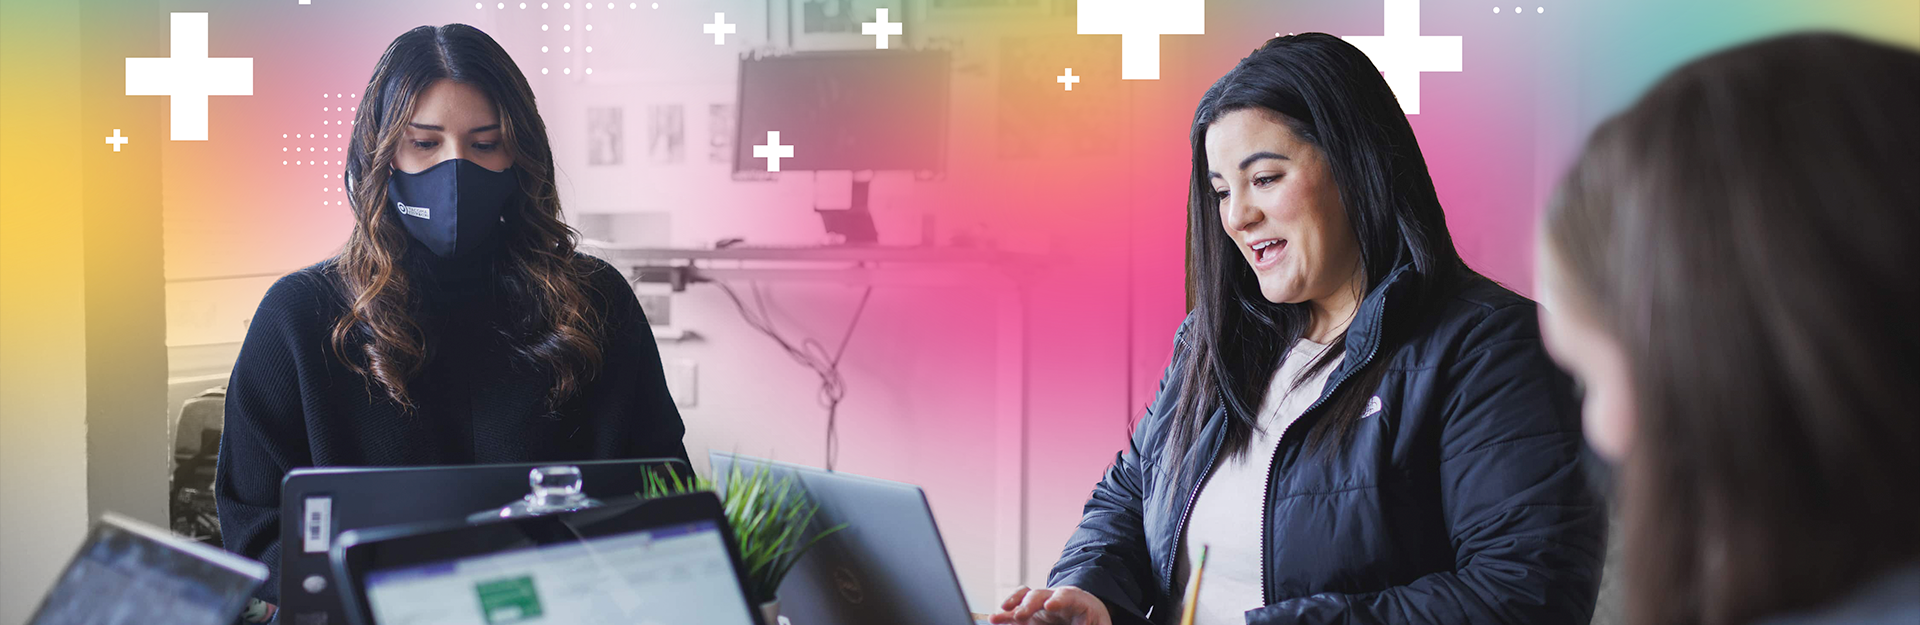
[397, 203, 431, 219]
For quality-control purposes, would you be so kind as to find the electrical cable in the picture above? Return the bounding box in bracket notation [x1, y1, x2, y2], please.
[715, 281, 874, 471]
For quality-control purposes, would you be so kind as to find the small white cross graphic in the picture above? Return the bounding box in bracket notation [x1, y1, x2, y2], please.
[862, 8, 903, 50]
[105, 129, 130, 152]
[1057, 68, 1081, 91]
[125, 12, 254, 141]
[1341, 0, 1462, 115]
[753, 131, 795, 172]
[704, 13, 736, 45]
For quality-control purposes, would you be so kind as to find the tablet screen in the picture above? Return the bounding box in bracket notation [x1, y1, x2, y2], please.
[362, 519, 757, 625]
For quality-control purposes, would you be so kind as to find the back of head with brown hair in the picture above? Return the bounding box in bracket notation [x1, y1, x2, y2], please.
[1546, 32, 1920, 625]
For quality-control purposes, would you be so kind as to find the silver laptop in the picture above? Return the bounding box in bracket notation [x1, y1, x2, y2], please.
[710, 451, 986, 625]
[28, 513, 267, 625]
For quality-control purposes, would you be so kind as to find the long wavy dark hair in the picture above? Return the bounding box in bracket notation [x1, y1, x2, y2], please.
[1546, 33, 1920, 625]
[1164, 33, 1467, 493]
[334, 24, 604, 412]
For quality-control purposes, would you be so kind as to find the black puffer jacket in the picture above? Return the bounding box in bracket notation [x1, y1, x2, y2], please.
[1048, 265, 1606, 624]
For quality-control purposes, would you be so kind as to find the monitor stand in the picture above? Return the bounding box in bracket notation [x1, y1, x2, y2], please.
[816, 171, 880, 245]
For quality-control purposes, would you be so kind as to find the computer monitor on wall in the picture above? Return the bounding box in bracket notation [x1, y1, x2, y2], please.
[733, 50, 951, 176]
[733, 50, 951, 244]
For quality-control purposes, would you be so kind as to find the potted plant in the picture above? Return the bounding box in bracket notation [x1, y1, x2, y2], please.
[640, 463, 844, 622]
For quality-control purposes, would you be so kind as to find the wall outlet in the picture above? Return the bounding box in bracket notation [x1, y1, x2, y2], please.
[666, 358, 697, 408]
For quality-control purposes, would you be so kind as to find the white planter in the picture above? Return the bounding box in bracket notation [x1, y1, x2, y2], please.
[759, 598, 782, 624]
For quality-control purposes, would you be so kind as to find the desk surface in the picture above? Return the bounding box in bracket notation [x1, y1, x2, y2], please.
[595, 245, 1026, 264]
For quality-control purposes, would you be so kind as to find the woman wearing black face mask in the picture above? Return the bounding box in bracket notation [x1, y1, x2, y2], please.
[215, 24, 688, 618]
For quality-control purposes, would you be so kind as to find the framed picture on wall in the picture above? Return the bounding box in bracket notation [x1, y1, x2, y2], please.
[708, 103, 734, 165]
[647, 103, 685, 165]
[791, 0, 909, 50]
[926, 0, 1049, 20]
[587, 106, 624, 166]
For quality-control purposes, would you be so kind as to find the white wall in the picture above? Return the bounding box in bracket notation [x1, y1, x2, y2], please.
[1, 3, 92, 622]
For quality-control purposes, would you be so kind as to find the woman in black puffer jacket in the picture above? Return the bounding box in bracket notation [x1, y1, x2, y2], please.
[992, 33, 1606, 625]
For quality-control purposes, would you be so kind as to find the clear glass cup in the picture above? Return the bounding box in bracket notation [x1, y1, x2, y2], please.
[468, 465, 604, 522]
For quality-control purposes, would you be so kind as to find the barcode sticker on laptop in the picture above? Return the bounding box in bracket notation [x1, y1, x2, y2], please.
[302, 497, 332, 554]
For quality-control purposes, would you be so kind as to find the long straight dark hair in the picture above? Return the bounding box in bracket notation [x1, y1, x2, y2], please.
[1164, 33, 1466, 493]
[1546, 33, 1920, 625]
[335, 24, 605, 412]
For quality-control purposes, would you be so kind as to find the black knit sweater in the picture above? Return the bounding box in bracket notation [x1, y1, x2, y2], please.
[214, 236, 688, 603]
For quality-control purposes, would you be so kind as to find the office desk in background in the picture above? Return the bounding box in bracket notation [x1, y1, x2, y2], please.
[597, 244, 1041, 603]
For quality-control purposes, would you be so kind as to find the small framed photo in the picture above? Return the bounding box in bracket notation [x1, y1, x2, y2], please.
[707, 103, 734, 165]
[790, 0, 909, 51]
[647, 103, 685, 165]
[586, 106, 623, 166]
[925, 0, 1049, 20]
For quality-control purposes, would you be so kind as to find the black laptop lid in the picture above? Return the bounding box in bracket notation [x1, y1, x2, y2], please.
[277, 458, 687, 624]
[709, 452, 977, 625]
[331, 493, 762, 625]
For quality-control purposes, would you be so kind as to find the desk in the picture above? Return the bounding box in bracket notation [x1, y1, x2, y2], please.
[601, 245, 1028, 291]
[605, 245, 1018, 264]
[596, 245, 1039, 600]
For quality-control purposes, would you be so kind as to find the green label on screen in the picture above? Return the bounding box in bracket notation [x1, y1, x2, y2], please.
[474, 576, 543, 624]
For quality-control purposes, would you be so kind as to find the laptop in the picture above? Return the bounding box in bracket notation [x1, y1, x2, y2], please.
[277, 458, 688, 624]
[710, 451, 984, 625]
[330, 493, 763, 625]
[27, 512, 268, 625]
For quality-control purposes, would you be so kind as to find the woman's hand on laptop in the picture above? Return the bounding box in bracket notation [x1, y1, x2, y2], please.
[989, 585, 1111, 625]
[241, 598, 276, 623]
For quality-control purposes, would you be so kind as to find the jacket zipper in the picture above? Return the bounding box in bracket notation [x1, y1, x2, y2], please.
[1163, 416, 1222, 600]
[1258, 296, 1389, 607]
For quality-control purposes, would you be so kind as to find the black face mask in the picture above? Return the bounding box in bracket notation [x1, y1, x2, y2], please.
[387, 159, 517, 258]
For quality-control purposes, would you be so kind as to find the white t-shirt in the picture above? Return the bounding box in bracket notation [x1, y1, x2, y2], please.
[1173, 338, 1343, 625]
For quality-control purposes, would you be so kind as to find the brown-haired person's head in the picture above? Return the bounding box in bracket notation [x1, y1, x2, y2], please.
[1537, 33, 1920, 625]
[336, 24, 604, 412]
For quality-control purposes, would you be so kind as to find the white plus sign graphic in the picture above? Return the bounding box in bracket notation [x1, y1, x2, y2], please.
[104, 129, 130, 152]
[753, 131, 795, 172]
[125, 13, 254, 141]
[704, 13, 736, 45]
[1341, 0, 1461, 115]
[862, 8, 903, 50]
[1057, 68, 1080, 91]
[1078, 0, 1204, 80]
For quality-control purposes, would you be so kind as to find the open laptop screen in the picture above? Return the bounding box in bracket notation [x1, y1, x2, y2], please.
[29, 513, 267, 625]
[360, 519, 754, 625]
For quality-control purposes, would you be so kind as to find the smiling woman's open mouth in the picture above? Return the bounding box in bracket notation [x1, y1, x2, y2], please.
[1252, 239, 1287, 266]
